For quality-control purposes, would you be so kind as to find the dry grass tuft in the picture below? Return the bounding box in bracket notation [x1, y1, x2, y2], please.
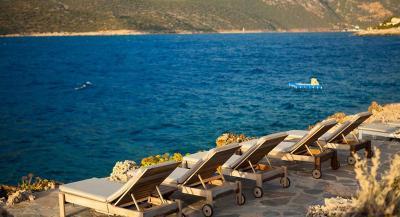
[307, 147, 400, 216]
[352, 148, 400, 216]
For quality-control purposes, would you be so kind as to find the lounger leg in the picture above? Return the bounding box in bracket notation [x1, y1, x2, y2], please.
[59, 192, 65, 217]
[330, 150, 340, 170]
[255, 175, 263, 188]
[177, 199, 183, 217]
[365, 141, 373, 158]
[206, 190, 213, 206]
[312, 157, 322, 179]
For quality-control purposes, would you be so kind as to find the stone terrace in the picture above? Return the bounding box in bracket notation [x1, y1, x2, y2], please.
[5, 140, 399, 217]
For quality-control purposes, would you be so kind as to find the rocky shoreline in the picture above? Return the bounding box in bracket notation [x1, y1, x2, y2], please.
[354, 28, 400, 36]
[0, 29, 342, 38]
[1, 101, 399, 216]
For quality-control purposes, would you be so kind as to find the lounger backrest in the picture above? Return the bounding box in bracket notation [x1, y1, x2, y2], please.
[182, 143, 240, 186]
[289, 119, 337, 154]
[232, 132, 288, 170]
[109, 161, 180, 206]
[327, 112, 372, 142]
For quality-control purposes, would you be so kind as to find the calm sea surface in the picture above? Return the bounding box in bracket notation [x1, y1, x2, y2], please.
[0, 33, 399, 184]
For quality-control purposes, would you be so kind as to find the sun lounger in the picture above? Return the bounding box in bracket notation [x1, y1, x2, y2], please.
[59, 161, 182, 217]
[245, 119, 340, 179]
[358, 122, 400, 141]
[162, 143, 244, 217]
[182, 133, 290, 199]
[286, 112, 373, 165]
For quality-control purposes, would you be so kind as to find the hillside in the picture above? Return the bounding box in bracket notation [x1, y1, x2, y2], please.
[0, 0, 399, 35]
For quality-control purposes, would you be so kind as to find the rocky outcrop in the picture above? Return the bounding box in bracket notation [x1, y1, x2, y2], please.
[5, 190, 34, 207]
[216, 133, 253, 147]
[108, 160, 139, 182]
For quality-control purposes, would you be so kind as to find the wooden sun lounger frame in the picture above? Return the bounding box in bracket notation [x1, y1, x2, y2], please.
[269, 120, 340, 179]
[179, 173, 243, 207]
[223, 160, 288, 198]
[271, 140, 339, 179]
[59, 190, 181, 217]
[59, 162, 182, 217]
[223, 133, 290, 198]
[325, 131, 372, 165]
[173, 144, 245, 217]
[323, 112, 373, 165]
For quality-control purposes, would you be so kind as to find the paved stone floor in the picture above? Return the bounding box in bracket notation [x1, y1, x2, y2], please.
[4, 140, 399, 217]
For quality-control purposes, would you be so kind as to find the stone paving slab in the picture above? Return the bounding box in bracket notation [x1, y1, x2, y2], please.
[4, 140, 399, 217]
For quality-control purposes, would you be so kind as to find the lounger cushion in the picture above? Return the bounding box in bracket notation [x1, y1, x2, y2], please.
[182, 151, 207, 167]
[59, 178, 124, 202]
[178, 158, 205, 184]
[270, 141, 296, 153]
[286, 129, 337, 142]
[286, 130, 308, 139]
[222, 154, 241, 169]
[239, 138, 259, 153]
[163, 167, 190, 185]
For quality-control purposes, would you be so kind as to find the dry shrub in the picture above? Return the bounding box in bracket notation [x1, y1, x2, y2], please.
[18, 173, 56, 192]
[140, 152, 184, 166]
[351, 148, 400, 216]
[307, 147, 400, 216]
[215, 132, 253, 147]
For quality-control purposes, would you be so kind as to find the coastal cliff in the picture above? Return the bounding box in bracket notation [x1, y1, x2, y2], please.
[1, 0, 399, 35]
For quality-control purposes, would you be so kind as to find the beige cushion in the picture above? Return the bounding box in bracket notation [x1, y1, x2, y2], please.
[59, 178, 124, 202]
[183, 151, 208, 167]
[270, 141, 296, 154]
[239, 138, 258, 153]
[163, 167, 190, 185]
[222, 154, 241, 169]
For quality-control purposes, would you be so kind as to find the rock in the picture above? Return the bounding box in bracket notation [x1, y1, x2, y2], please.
[368, 101, 384, 113]
[6, 190, 34, 207]
[0, 205, 13, 217]
[324, 183, 356, 198]
[28, 194, 35, 202]
[366, 102, 400, 123]
[108, 160, 139, 182]
[0, 187, 6, 200]
[307, 197, 353, 217]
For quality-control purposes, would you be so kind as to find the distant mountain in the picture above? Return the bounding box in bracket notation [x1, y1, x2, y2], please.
[0, 0, 399, 35]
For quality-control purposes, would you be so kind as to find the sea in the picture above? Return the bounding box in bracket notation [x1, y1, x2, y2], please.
[0, 32, 399, 184]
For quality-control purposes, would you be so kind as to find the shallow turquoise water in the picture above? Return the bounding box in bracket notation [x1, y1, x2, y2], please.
[0, 33, 399, 184]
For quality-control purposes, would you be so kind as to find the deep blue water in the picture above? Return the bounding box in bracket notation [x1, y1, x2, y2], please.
[0, 33, 399, 184]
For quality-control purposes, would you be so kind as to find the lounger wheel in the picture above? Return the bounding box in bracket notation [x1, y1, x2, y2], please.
[312, 169, 322, 179]
[252, 186, 263, 198]
[202, 204, 213, 217]
[347, 155, 356, 165]
[236, 193, 246, 205]
[280, 177, 291, 188]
